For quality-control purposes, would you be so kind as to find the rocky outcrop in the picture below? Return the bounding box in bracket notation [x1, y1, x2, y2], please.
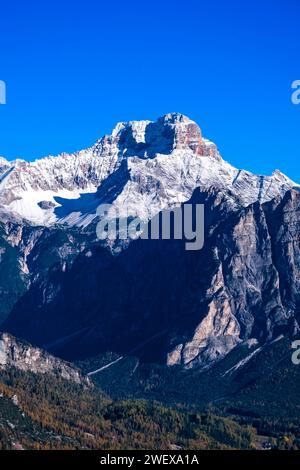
[0, 332, 89, 385]
[95, 113, 210, 159]
[166, 189, 300, 367]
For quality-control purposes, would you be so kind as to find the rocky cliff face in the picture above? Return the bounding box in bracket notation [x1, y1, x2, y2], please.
[0, 332, 88, 384]
[0, 113, 300, 369]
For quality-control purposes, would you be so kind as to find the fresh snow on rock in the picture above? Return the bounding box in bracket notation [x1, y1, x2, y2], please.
[0, 113, 298, 228]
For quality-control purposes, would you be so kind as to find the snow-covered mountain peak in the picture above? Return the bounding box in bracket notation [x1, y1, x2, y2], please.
[95, 112, 213, 160]
[0, 113, 298, 227]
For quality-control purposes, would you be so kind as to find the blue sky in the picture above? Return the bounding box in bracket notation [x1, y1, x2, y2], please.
[0, 0, 300, 180]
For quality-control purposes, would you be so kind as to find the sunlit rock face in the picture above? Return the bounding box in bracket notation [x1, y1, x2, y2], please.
[0, 332, 89, 385]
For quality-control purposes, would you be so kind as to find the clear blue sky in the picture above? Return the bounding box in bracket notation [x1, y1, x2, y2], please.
[0, 0, 300, 180]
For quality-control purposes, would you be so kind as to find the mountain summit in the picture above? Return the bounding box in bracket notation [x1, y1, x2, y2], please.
[0, 113, 297, 227]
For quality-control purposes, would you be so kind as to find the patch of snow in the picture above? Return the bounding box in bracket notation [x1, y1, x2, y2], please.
[222, 346, 263, 377]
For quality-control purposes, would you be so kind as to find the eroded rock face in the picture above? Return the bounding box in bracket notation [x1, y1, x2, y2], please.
[166, 189, 300, 368]
[0, 219, 91, 324]
[0, 332, 88, 385]
[263, 190, 300, 325]
[168, 270, 242, 369]
[95, 113, 207, 159]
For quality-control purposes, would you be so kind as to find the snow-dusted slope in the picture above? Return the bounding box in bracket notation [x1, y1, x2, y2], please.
[0, 113, 298, 227]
